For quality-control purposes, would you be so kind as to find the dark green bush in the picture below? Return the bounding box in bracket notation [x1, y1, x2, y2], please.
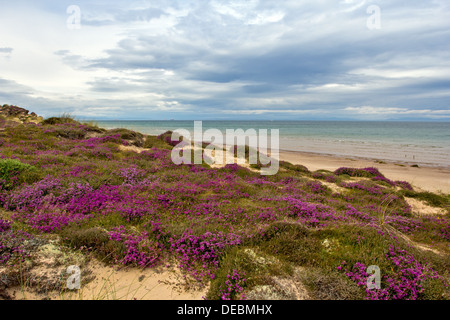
[301, 268, 364, 300]
[279, 161, 310, 174]
[143, 135, 173, 149]
[52, 126, 87, 139]
[42, 115, 79, 125]
[60, 227, 125, 262]
[104, 128, 144, 147]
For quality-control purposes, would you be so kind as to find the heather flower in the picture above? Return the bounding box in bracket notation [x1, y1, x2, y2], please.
[339, 246, 446, 300]
[169, 231, 242, 282]
[0, 219, 11, 232]
[340, 181, 385, 195]
[108, 226, 162, 268]
[218, 270, 247, 300]
[117, 166, 145, 185]
[0, 229, 35, 266]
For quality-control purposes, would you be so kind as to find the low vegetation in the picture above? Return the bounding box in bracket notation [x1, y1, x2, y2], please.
[0, 111, 449, 300]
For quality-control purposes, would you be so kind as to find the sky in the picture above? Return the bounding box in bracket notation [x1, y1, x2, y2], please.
[0, 0, 449, 120]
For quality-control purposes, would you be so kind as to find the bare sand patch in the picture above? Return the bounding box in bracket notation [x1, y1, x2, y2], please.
[246, 267, 310, 300]
[119, 145, 146, 153]
[59, 262, 207, 300]
[2, 240, 206, 300]
[6, 260, 207, 300]
[405, 197, 447, 216]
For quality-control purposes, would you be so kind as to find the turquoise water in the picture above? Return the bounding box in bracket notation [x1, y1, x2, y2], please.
[95, 121, 450, 167]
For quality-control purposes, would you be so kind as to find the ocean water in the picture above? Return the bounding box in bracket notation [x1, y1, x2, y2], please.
[95, 121, 450, 168]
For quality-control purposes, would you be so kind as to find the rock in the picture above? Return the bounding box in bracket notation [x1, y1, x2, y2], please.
[0, 104, 42, 124]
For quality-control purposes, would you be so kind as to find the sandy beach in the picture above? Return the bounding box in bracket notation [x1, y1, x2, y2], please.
[279, 150, 450, 194]
[175, 142, 450, 194]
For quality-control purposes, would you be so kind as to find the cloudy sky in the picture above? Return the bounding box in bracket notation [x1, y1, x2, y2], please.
[0, 0, 449, 120]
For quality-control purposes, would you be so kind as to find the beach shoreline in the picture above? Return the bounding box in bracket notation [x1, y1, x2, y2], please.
[139, 130, 450, 194]
[278, 149, 450, 194]
[96, 120, 450, 168]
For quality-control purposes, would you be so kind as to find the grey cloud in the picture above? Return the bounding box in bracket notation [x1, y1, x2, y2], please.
[11, 0, 450, 120]
[0, 47, 13, 54]
[0, 47, 13, 59]
[0, 78, 34, 96]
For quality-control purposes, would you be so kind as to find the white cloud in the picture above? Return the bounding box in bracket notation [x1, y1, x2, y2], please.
[345, 106, 450, 115]
[351, 68, 450, 79]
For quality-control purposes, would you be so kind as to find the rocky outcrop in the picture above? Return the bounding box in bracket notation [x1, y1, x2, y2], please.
[0, 104, 43, 123]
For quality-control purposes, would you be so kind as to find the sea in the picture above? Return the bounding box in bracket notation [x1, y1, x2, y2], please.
[94, 121, 450, 168]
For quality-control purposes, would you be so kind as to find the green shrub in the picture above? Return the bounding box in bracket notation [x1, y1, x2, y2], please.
[206, 246, 285, 300]
[0, 158, 39, 190]
[421, 278, 450, 300]
[42, 114, 79, 125]
[52, 126, 87, 139]
[279, 161, 310, 174]
[143, 135, 172, 149]
[206, 248, 249, 300]
[82, 122, 106, 133]
[301, 268, 364, 300]
[60, 227, 125, 262]
[104, 128, 144, 147]
[257, 222, 321, 266]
